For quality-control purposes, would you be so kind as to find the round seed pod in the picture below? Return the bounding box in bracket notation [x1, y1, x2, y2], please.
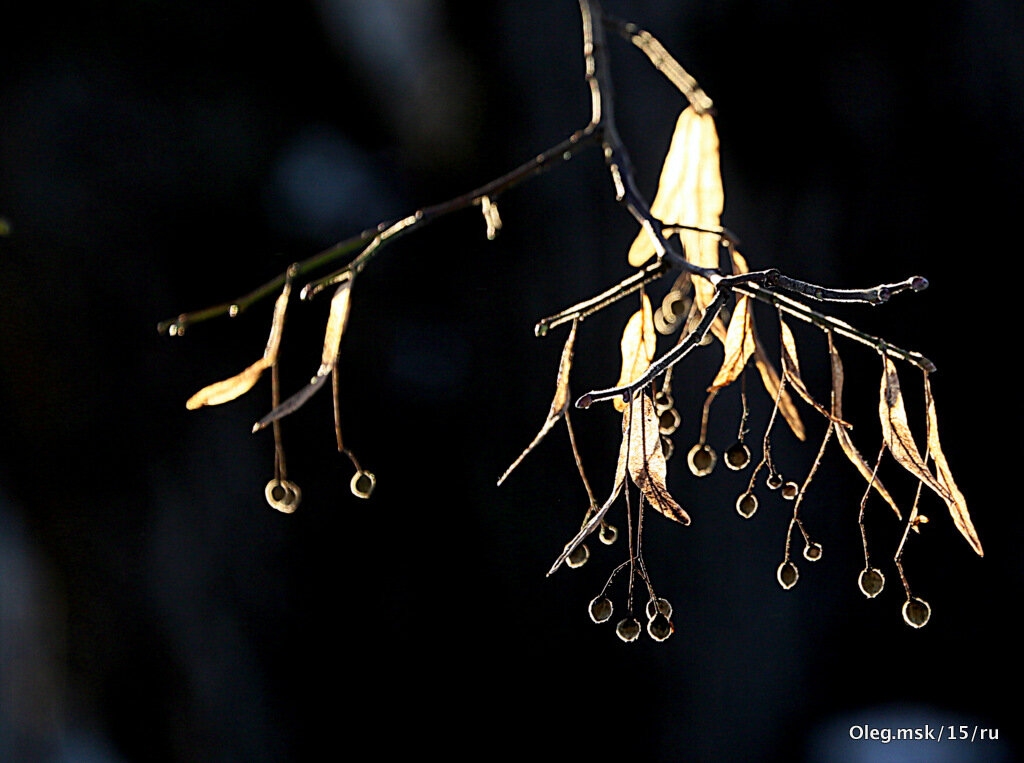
[687, 444, 717, 477]
[350, 470, 376, 499]
[661, 437, 675, 461]
[781, 481, 799, 500]
[647, 613, 673, 642]
[645, 597, 673, 621]
[589, 596, 613, 624]
[803, 542, 823, 562]
[615, 618, 641, 643]
[724, 442, 751, 470]
[858, 568, 885, 598]
[566, 543, 590, 569]
[735, 492, 758, 519]
[599, 523, 618, 545]
[265, 479, 301, 513]
[766, 473, 783, 490]
[654, 391, 674, 412]
[902, 597, 931, 628]
[659, 408, 681, 435]
[777, 561, 799, 590]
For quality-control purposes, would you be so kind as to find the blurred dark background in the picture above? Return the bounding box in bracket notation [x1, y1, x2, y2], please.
[1, 1, 1020, 760]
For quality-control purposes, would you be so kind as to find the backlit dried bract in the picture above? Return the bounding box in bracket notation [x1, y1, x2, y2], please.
[625, 393, 689, 525]
[185, 280, 293, 410]
[879, 357, 956, 511]
[829, 339, 901, 518]
[497, 319, 578, 485]
[709, 295, 754, 391]
[613, 295, 656, 412]
[923, 375, 983, 556]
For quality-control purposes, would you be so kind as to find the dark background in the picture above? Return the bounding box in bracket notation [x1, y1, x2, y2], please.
[1, 1, 1020, 760]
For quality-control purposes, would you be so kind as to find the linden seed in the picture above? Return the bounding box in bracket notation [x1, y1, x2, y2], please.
[647, 613, 673, 642]
[265, 479, 301, 514]
[858, 568, 885, 598]
[350, 470, 376, 499]
[654, 391, 674, 412]
[781, 481, 799, 500]
[599, 523, 618, 545]
[659, 408, 681, 435]
[766, 473, 783, 490]
[902, 597, 931, 628]
[615, 617, 641, 643]
[724, 442, 751, 470]
[566, 543, 590, 569]
[687, 444, 717, 477]
[645, 597, 672, 621]
[803, 541, 823, 562]
[589, 595, 613, 624]
[661, 437, 675, 460]
[777, 561, 799, 590]
[736, 492, 758, 519]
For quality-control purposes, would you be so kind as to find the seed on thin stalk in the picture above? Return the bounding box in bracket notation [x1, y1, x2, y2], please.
[781, 482, 799, 500]
[736, 492, 758, 519]
[902, 597, 931, 628]
[647, 613, 673, 641]
[777, 561, 799, 590]
[589, 595, 613, 623]
[659, 408, 681, 435]
[724, 442, 751, 470]
[687, 444, 717, 477]
[599, 523, 618, 545]
[858, 568, 885, 598]
[654, 391, 674, 412]
[350, 470, 376, 499]
[645, 597, 673, 621]
[766, 473, 783, 490]
[265, 479, 302, 513]
[661, 437, 674, 460]
[803, 542, 823, 562]
[615, 617, 641, 643]
[566, 543, 590, 569]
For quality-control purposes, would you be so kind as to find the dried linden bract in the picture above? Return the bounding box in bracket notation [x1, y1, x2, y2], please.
[589, 595, 613, 624]
[777, 561, 799, 590]
[687, 444, 717, 477]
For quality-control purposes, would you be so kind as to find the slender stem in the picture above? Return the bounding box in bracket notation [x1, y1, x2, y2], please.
[535, 258, 670, 336]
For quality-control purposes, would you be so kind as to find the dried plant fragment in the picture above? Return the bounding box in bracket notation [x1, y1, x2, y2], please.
[253, 277, 353, 432]
[186, 280, 293, 410]
[627, 107, 723, 318]
[829, 338, 901, 518]
[626, 392, 689, 525]
[923, 375, 983, 556]
[754, 342, 805, 441]
[613, 294, 656, 411]
[878, 356, 953, 507]
[498, 320, 578, 485]
[708, 295, 754, 390]
[318, 276, 353, 375]
[778, 317, 836, 422]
